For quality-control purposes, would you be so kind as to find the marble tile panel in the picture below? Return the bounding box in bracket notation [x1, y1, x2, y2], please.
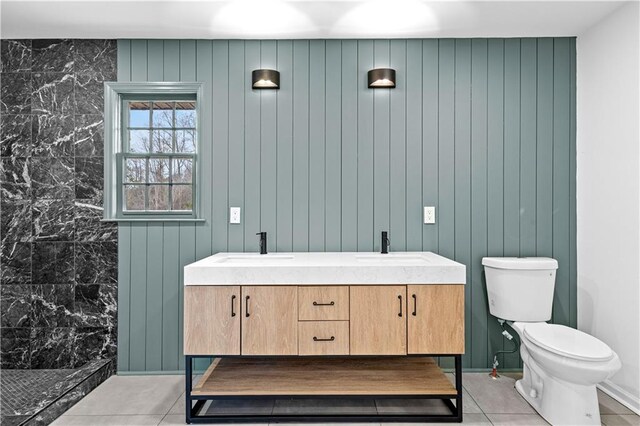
[1, 157, 31, 201]
[1, 72, 31, 114]
[72, 327, 117, 367]
[74, 115, 103, 157]
[74, 283, 116, 328]
[32, 241, 74, 284]
[1, 201, 32, 245]
[1, 114, 31, 157]
[74, 40, 117, 80]
[0, 415, 30, 426]
[32, 114, 75, 157]
[74, 242, 117, 284]
[0, 242, 32, 284]
[1, 285, 31, 327]
[29, 327, 75, 369]
[31, 157, 74, 199]
[0, 327, 30, 368]
[32, 39, 74, 73]
[74, 73, 104, 115]
[1, 40, 31, 72]
[74, 157, 103, 202]
[32, 72, 75, 115]
[31, 284, 75, 327]
[74, 200, 117, 242]
[32, 199, 74, 241]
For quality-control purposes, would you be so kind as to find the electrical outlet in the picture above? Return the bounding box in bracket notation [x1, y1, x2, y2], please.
[424, 206, 435, 224]
[230, 207, 241, 224]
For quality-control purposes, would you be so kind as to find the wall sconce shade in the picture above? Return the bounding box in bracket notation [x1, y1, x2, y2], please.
[368, 68, 396, 88]
[252, 69, 280, 89]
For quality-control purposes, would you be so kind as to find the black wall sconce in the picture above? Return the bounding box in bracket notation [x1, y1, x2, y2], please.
[252, 69, 280, 89]
[368, 68, 396, 88]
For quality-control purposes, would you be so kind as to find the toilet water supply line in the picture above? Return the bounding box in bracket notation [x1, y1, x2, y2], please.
[490, 319, 520, 378]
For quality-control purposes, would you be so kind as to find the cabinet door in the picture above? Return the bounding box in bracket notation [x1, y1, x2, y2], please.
[407, 285, 465, 354]
[184, 286, 240, 355]
[350, 286, 407, 355]
[241, 286, 298, 355]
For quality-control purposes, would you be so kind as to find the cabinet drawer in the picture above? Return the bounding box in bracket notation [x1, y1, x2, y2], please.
[298, 321, 349, 355]
[298, 286, 349, 320]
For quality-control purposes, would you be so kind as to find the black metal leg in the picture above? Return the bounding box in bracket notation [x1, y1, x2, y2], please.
[455, 354, 463, 422]
[185, 355, 193, 424]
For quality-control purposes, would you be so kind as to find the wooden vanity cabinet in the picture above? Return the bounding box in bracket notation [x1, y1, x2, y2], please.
[350, 286, 407, 355]
[407, 285, 465, 354]
[241, 286, 298, 355]
[184, 286, 240, 355]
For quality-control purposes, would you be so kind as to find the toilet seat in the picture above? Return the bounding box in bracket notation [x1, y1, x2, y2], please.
[523, 323, 614, 362]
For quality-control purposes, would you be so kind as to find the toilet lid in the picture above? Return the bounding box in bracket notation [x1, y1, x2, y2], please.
[523, 323, 614, 361]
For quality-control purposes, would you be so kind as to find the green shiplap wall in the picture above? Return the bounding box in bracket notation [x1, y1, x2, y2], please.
[116, 38, 576, 373]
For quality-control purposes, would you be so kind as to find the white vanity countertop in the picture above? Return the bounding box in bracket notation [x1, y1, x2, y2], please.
[184, 252, 465, 285]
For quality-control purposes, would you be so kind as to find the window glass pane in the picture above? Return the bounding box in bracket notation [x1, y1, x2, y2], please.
[152, 102, 174, 128]
[172, 158, 193, 184]
[152, 129, 173, 153]
[148, 185, 169, 210]
[125, 158, 146, 183]
[175, 129, 195, 153]
[148, 158, 170, 183]
[175, 102, 196, 128]
[128, 102, 150, 127]
[129, 130, 151, 153]
[172, 185, 193, 211]
[124, 185, 145, 211]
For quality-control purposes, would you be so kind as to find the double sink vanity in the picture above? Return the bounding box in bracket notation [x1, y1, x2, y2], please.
[183, 251, 465, 424]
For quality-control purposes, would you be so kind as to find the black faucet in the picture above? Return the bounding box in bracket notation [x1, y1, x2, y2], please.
[256, 232, 267, 255]
[381, 231, 390, 254]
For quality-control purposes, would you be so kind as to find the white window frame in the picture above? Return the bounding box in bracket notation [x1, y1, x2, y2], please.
[103, 82, 205, 222]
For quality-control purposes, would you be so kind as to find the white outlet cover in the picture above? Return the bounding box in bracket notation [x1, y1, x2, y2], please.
[230, 207, 241, 224]
[424, 206, 436, 224]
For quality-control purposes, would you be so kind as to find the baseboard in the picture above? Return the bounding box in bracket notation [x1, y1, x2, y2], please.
[598, 380, 640, 415]
[117, 370, 207, 376]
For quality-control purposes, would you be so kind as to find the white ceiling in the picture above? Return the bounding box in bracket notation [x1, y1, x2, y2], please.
[0, 0, 630, 39]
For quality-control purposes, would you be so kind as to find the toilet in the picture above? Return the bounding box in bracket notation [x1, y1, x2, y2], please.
[482, 257, 621, 426]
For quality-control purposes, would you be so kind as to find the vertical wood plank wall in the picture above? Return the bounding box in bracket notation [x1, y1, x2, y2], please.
[116, 38, 576, 372]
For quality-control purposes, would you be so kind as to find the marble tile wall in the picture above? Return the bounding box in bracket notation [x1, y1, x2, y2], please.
[0, 40, 118, 369]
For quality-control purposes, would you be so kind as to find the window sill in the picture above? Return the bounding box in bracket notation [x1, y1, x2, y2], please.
[102, 218, 206, 223]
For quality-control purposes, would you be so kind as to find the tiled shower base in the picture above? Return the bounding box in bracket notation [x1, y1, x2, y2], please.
[0, 359, 113, 426]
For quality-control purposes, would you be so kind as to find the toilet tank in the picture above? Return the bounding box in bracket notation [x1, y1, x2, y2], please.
[482, 257, 558, 322]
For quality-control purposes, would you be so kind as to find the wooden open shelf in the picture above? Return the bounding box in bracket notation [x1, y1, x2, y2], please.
[191, 356, 456, 397]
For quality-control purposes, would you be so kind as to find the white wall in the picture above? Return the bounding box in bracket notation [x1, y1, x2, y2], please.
[577, 1, 640, 413]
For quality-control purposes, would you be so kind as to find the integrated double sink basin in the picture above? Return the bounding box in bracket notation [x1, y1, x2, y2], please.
[214, 253, 433, 266]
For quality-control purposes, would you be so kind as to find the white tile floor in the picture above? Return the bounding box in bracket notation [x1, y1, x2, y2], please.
[51, 373, 640, 426]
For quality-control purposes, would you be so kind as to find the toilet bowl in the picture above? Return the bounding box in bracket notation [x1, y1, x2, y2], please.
[510, 321, 621, 425]
[482, 257, 621, 426]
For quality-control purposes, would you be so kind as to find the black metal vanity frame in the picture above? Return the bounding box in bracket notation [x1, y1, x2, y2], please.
[184, 354, 463, 424]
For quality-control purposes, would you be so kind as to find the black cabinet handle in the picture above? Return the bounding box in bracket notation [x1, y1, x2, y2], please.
[412, 294, 417, 316]
[231, 295, 236, 317]
[398, 295, 403, 317]
[313, 336, 335, 342]
[245, 295, 250, 317]
[312, 301, 335, 306]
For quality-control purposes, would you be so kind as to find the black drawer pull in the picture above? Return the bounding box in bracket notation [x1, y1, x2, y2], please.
[312, 301, 335, 306]
[231, 295, 236, 317]
[398, 295, 403, 317]
[412, 294, 417, 316]
[245, 295, 250, 317]
[313, 336, 335, 342]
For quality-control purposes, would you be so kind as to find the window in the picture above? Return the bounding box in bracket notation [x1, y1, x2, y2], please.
[104, 83, 203, 221]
